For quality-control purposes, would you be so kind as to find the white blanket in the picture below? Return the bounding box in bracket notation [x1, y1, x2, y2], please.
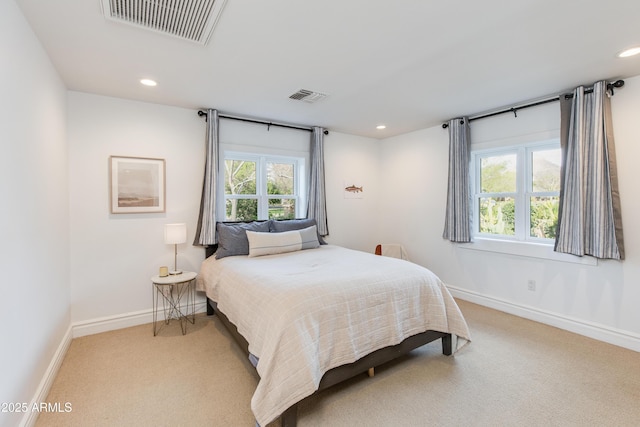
[196, 245, 470, 426]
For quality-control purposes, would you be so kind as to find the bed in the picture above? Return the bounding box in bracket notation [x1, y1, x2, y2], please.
[196, 219, 471, 426]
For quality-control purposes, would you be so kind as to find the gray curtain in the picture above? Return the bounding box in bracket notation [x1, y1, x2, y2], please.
[193, 109, 220, 246]
[554, 81, 624, 259]
[307, 127, 329, 236]
[443, 117, 472, 242]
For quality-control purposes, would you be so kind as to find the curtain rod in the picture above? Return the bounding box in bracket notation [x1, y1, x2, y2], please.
[442, 80, 625, 129]
[197, 110, 329, 135]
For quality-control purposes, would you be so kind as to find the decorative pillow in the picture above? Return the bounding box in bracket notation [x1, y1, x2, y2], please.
[246, 226, 320, 257]
[269, 218, 327, 245]
[215, 221, 271, 259]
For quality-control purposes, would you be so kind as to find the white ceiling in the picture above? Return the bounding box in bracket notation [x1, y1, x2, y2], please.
[15, 0, 640, 138]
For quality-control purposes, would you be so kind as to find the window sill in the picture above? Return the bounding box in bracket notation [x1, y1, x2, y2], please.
[457, 238, 598, 266]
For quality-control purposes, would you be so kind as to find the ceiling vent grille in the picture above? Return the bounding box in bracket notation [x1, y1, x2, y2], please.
[100, 0, 227, 45]
[289, 89, 328, 103]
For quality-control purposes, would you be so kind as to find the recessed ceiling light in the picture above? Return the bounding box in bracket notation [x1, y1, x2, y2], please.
[618, 47, 640, 58]
[376, 125, 386, 130]
[140, 79, 157, 87]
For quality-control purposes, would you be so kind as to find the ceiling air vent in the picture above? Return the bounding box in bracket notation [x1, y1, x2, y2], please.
[289, 89, 328, 103]
[100, 0, 227, 45]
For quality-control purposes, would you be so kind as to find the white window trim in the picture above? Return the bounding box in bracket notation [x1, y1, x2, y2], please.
[457, 238, 597, 265]
[465, 138, 596, 265]
[220, 149, 307, 220]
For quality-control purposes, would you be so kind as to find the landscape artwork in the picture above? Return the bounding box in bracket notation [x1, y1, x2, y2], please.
[110, 156, 165, 213]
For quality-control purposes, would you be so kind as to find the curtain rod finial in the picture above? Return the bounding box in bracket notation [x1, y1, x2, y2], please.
[607, 80, 625, 96]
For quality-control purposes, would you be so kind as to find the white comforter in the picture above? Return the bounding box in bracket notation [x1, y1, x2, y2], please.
[196, 245, 470, 426]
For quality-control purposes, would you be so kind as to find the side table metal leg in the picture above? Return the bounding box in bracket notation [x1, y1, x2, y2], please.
[187, 279, 196, 324]
[166, 286, 176, 324]
[176, 282, 186, 335]
[153, 284, 159, 336]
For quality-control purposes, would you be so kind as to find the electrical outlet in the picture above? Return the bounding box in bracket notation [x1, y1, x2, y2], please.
[527, 280, 536, 291]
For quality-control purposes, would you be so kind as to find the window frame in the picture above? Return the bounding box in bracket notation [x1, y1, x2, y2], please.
[220, 150, 307, 221]
[462, 134, 596, 266]
[470, 139, 560, 244]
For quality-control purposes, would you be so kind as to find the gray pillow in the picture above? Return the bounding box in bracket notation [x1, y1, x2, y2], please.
[216, 221, 271, 259]
[270, 218, 327, 245]
[246, 225, 320, 257]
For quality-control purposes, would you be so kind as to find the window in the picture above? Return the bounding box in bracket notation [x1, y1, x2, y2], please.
[222, 152, 306, 221]
[471, 141, 560, 243]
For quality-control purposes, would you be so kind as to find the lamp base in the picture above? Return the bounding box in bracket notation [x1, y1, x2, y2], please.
[169, 270, 183, 275]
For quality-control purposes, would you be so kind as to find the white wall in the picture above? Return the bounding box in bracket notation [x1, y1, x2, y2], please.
[379, 76, 640, 350]
[378, 125, 450, 268]
[0, 2, 69, 427]
[68, 92, 207, 324]
[323, 133, 381, 252]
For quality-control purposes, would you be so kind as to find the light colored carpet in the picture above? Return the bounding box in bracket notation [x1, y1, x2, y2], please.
[36, 300, 640, 427]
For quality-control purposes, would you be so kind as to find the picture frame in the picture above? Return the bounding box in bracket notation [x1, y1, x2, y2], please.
[109, 156, 166, 214]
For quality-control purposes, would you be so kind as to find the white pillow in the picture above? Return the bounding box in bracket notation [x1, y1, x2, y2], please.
[246, 225, 320, 257]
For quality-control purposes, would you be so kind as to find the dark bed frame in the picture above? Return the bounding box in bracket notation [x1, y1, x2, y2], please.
[207, 300, 451, 426]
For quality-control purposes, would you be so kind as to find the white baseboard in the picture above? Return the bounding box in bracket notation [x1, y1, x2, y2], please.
[72, 301, 209, 338]
[447, 284, 640, 353]
[20, 325, 73, 427]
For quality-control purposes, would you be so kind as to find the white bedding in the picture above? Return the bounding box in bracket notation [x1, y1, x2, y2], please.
[196, 245, 471, 426]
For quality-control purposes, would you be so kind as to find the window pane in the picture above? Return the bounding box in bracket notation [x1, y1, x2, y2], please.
[225, 198, 257, 221]
[479, 197, 515, 235]
[530, 196, 559, 239]
[225, 160, 256, 195]
[532, 149, 561, 192]
[268, 198, 296, 220]
[267, 162, 294, 195]
[480, 154, 517, 193]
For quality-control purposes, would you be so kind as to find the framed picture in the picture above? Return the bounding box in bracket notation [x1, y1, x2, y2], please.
[109, 156, 166, 214]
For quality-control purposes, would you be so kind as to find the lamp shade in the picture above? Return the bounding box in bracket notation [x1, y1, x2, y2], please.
[164, 223, 187, 245]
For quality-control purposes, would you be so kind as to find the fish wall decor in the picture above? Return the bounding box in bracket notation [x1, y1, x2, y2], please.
[344, 185, 363, 193]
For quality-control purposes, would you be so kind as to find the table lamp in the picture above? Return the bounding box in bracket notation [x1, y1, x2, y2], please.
[164, 223, 187, 275]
